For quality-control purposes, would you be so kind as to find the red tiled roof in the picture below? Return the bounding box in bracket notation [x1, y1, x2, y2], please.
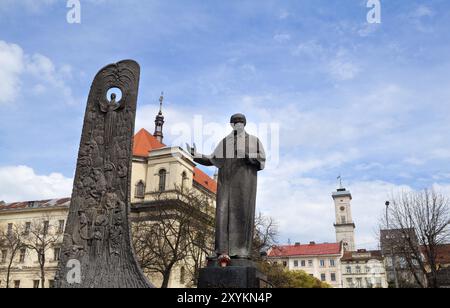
[341, 250, 383, 262]
[0, 198, 71, 212]
[421, 244, 450, 265]
[133, 128, 165, 156]
[194, 168, 217, 194]
[269, 242, 342, 257]
[133, 128, 217, 194]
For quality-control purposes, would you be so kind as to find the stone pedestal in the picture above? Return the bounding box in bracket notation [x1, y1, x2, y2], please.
[198, 258, 270, 288]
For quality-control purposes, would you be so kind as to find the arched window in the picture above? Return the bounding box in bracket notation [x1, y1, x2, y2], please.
[158, 169, 167, 192]
[135, 180, 145, 198]
[181, 171, 188, 191]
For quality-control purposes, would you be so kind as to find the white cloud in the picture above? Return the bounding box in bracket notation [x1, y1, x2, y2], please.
[0, 41, 24, 104]
[412, 5, 434, 18]
[0, 166, 73, 203]
[0, 0, 58, 13]
[292, 40, 325, 58]
[0, 40, 75, 105]
[328, 57, 360, 81]
[273, 33, 291, 43]
[407, 5, 435, 33]
[258, 166, 412, 249]
[278, 10, 290, 20]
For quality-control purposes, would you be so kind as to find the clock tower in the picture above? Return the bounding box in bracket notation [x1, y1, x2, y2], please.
[332, 186, 356, 251]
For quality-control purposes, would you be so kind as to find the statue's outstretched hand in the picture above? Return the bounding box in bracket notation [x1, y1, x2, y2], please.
[186, 143, 198, 157]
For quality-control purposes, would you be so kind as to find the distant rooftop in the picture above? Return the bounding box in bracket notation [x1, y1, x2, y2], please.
[0, 198, 71, 212]
[341, 250, 383, 262]
[268, 242, 342, 257]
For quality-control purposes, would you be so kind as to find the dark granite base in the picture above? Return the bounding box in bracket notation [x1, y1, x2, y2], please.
[198, 266, 269, 289]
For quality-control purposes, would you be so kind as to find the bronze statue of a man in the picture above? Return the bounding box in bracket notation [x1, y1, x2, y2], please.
[188, 114, 266, 260]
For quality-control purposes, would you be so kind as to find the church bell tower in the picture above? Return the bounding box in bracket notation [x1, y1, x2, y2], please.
[154, 92, 165, 143]
[332, 180, 356, 252]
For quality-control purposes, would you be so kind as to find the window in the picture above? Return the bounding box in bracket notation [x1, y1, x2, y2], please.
[320, 274, 326, 282]
[135, 180, 145, 198]
[14, 280, 20, 288]
[282, 261, 287, 268]
[19, 248, 26, 263]
[331, 273, 336, 282]
[301, 260, 306, 267]
[366, 278, 373, 288]
[330, 259, 336, 267]
[365, 266, 371, 273]
[24, 222, 31, 235]
[158, 169, 167, 192]
[346, 266, 351, 274]
[180, 266, 186, 284]
[308, 260, 313, 267]
[7, 223, 13, 236]
[58, 220, 65, 234]
[1, 250, 7, 263]
[33, 280, 40, 289]
[341, 216, 346, 224]
[48, 280, 55, 289]
[43, 221, 49, 236]
[346, 278, 353, 287]
[294, 260, 299, 267]
[54, 248, 61, 262]
[356, 266, 361, 273]
[320, 260, 325, 267]
[356, 278, 363, 288]
[181, 172, 188, 190]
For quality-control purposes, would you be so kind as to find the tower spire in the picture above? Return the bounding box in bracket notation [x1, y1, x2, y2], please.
[154, 92, 165, 143]
[159, 92, 164, 114]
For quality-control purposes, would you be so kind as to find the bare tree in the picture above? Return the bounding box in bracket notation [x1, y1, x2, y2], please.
[383, 189, 450, 288]
[0, 224, 25, 288]
[132, 186, 214, 288]
[23, 217, 63, 288]
[253, 213, 278, 261]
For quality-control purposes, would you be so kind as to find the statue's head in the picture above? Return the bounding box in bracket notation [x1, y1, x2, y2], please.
[230, 113, 246, 133]
[110, 93, 116, 101]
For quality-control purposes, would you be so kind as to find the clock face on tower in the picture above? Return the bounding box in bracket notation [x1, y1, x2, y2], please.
[340, 206, 345, 211]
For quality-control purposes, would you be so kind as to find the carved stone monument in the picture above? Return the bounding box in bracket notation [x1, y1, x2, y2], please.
[188, 114, 268, 288]
[55, 60, 153, 288]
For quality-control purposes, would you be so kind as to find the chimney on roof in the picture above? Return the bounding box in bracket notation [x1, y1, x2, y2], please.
[309, 241, 316, 245]
[154, 92, 165, 143]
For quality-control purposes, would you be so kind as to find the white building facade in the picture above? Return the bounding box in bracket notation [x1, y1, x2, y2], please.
[341, 250, 388, 288]
[268, 242, 344, 288]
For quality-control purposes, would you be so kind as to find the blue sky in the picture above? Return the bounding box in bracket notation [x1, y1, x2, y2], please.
[1, 0, 450, 249]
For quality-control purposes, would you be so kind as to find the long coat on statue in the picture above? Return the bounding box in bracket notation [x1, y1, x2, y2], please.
[208, 131, 266, 258]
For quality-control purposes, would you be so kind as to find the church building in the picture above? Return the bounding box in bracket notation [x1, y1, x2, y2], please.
[0, 95, 217, 288]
